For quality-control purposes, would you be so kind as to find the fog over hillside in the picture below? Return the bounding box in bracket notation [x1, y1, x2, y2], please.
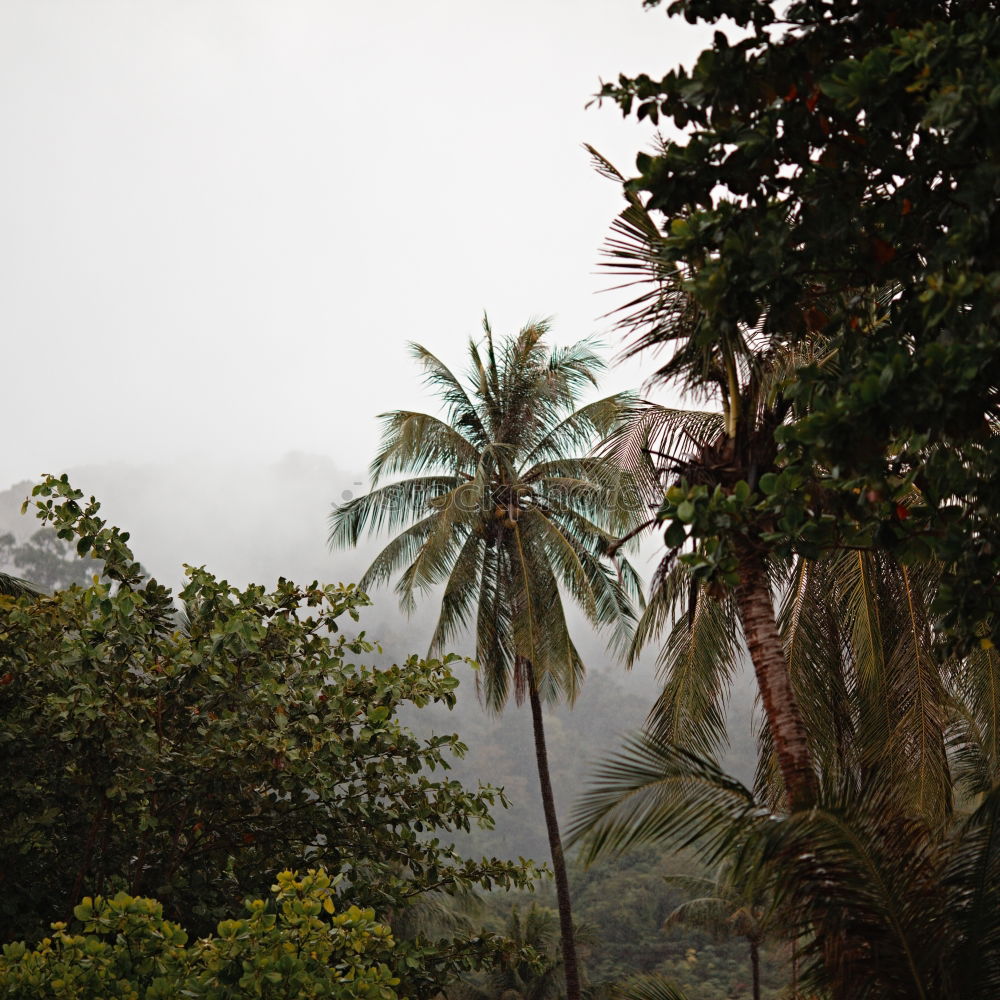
[0, 456, 759, 860]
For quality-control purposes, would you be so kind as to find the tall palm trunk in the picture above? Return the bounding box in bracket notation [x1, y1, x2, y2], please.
[733, 542, 818, 811]
[526, 668, 582, 1000]
[749, 939, 761, 1000]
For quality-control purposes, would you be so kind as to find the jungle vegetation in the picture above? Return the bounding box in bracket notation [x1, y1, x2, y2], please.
[2, 2, 999, 998]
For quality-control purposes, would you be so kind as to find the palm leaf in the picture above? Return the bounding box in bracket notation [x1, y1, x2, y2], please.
[407, 342, 487, 444]
[522, 394, 636, 468]
[568, 735, 757, 866]
[369, 411, 479, 484]
[329, 476, 458, 547]
[614, 976, 692, 1000]
[0, 572, 41, 598]
[428, 530, 485, 654]
[645, 587, 742, 759]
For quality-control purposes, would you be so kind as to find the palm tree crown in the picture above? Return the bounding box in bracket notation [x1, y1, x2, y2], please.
[329, 317, 641, 708]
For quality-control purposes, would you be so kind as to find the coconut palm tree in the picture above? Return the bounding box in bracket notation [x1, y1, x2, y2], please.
[610, 432, 953, 825]
[329, 318, 643, 1000]
[592, 143, 951, 815]
[589, 145, 822, 809]
[464, 905, 564, 1000]
[601, 392, 957, 829]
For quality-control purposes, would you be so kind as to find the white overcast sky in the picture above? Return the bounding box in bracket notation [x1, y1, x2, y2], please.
[0, 0, 710, 490]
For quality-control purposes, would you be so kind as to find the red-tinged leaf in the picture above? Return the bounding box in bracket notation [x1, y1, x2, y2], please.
[871, 237, 896, 265]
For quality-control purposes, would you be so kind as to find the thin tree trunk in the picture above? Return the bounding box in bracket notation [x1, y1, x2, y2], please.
[733, 542, 818, 810]
[750, 939, 761, 1000]
[527, 674, 582, 1000]
[67, 799, 108, 920]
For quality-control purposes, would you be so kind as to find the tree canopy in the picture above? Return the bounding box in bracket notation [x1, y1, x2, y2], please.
[596, 0, 1000, 648]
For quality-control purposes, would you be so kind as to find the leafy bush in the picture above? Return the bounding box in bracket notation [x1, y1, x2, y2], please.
[0, 476, 538, 995]
[0, 869, 399, 999]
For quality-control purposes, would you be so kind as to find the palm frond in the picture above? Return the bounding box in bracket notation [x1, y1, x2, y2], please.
[645, 587, 742, 759]
[598, 403, 723, 500]
[475, 542, 515, 711]
[428, 530, 485, 654]
[883, 562, 950, 820]
[358, 514, 440, 593]
[777, 555, 855, 796]
[627, 557, 691, 667]
[613, 975, 692, 1000]
[947, 782, 1000, 999]
[568, 735, 757, 866]
[521, 508, 637, 659]
[329, 476, 458, 547]
[744, 786, 950, 999]
[0, 572, 41, 598]
[407, 342, 486, 444]
[506, 524, 583, 704]
[950, 643, 1000, 797]
[394, 489, 479, 613]
[522, 394, 637, 469]
[369, 410, 479, 484]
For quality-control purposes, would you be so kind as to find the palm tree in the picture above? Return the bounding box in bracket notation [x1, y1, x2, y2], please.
[663, 866, 781, 1000]
[0, 572, 37, 598]
[589, 145, 820, 810]
[454, 903, 606, 1000]
[329, 318, 642, 1000]
[610, 423, 953, 825]
[592, 146, 948, 815]
[466, 905, 564, 1000]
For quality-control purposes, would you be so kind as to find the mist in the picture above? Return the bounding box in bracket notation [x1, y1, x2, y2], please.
[0, 0, 708, 488]
[0, 0, 753, 864]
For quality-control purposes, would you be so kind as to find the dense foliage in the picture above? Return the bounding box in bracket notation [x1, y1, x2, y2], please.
[597, 0, 1000, 649]
[0, 476, 537, 997]
[565, 2, 1000, 997]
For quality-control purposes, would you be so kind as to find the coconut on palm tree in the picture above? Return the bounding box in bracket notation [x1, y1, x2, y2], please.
[329, 318, 643, 1000]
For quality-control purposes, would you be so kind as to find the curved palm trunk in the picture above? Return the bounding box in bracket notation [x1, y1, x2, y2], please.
[733, 542, 818, 811]
[526, 671, 582, 1000]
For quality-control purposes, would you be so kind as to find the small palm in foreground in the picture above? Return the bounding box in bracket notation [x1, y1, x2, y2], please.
[457, 905, 605, 1000]
[330, 318, 642, 1000]
[477, 905, 563, 1000]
